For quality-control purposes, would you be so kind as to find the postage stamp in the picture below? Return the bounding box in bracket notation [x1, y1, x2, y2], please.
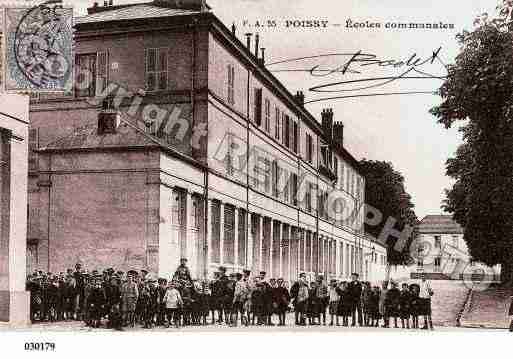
[1, 0, 73, 93]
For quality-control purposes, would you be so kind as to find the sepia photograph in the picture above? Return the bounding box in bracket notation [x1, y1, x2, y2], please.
[1, 0, 513, 357]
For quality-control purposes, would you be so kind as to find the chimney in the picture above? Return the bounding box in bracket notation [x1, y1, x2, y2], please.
[260, 48, 266, 65]
[294, 91, 305, 106]
[245, 33, 253, 51]
[255, 33, 260, 58]
[321, 108, 334, 140]
[333, 121, 344, 147]
[231, 23, 236, 36]
[98, 111, 120, 135]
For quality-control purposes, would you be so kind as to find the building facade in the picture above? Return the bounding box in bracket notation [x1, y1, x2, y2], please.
[412, 215, 500, 280]
[28, 0, 387, 281]
[0, 94, 30, 325]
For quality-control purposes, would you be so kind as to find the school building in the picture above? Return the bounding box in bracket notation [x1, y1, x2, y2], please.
[27, 0, 388, 282]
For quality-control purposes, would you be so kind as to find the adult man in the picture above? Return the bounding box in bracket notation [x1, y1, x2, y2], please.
[347, 273, 363, 326]
[258, 271, 274, 325]
[316, 275, 329, 325]
[419, 274, 434, 330]
[213, 266, 230, 323]
[290, 272, 309, 326]
[173, 258, 192, 283]
[73, 263, 85, 320]
[121, 270, 139, 327]
[232, 272, 249, 326]
[273, 278, 290, 326]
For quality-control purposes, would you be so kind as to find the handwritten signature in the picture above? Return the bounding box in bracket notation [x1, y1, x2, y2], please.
[266, 47, 448, 104]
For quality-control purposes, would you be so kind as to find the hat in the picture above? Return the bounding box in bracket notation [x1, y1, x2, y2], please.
[127, 270, 138, 277]
[243, 269, 251, 276]
[141, 269, 148, 274]
[259, 271, 266, 276]
[218, 266, 226, 273]
[180, 258, 188, 262]
[351, 273, 359, 277]
[158, 278, 168, 284]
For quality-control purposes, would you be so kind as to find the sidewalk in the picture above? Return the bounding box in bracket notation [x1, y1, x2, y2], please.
[460, 286, 511, 329]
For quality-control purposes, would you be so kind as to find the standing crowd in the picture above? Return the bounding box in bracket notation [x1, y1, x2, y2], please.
[26, 258, 435, 330]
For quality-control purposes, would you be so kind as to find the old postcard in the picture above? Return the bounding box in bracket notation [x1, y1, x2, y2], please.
[1, 0, 513, 357]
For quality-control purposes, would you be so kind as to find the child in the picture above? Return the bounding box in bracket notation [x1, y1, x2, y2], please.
[308, 281, 319, 325]
[361, 282, 373, 326]
[370, 286, 381, 327]
[409, 283, 420, 329]
[328, 279, 340, 326]
[384, 281, 401, 328]
[163, 281, 183, 328]
[337, 281, 350, 326]
[399, 283, 411, 329]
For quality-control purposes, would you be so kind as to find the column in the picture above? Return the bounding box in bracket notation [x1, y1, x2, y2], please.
[186, 192, 195, 273]
[246, 212, 253, 271]
[259, 215, 264, 272]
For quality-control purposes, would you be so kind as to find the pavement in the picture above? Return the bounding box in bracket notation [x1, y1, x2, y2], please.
[460, 285, 511, 329]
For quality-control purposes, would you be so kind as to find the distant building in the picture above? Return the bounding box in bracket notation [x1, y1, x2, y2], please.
[412, 215, 499, 280]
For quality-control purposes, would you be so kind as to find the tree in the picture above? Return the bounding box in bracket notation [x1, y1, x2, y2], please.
[431, 1, 513, 284]
[359, 159, 418, 280]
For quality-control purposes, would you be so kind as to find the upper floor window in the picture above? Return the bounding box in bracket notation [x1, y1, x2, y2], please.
[306, 134, 313, 163]
[254, 88, 263, 126]
[292, 121, 298, 153]
[274, 107, 281, 140]
[145, 48, 168, 91]
[264, 98, 271, 132]
[283, 114, 290, 148]
[227, 64, 235, 105]
[75, 52, 109, 97]
[434, 235, 442, 248]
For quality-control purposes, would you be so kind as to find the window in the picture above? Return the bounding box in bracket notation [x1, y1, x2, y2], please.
[306, 134, 313, 163]
[211, 201, 221, 263]
[305, 182, 312, 213]
[227, 64, 235, 105]
[283, 171, 290, 203]
[305, 231, 312, 272]
[452, 235, 459, 248]
[272, 160, 279, 197]
[171, 189, 185, 226]
[283, 114, 290, 148]
[434, 256, 442, 271]
[293, 121, 299, 153]
[191, 195, 202, 229]
[223, 205, 235, 264]
[434, 235, 442, 248]
[274, 107, 281, 140]
[339, 242, 344, 277]
[145, 48, 168, 91]
[263, 157, 271, 193]
[238, 209, 247, 266]
[254, 88, 263, 126]
[264, 99, 271, 132]
[291, 173, 298, 206]
[75, 52, 109, 97]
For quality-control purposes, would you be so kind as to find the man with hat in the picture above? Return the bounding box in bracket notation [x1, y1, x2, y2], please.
[213, 266, 229, 324]
[347, 272, 363, 326]
[88, 274, 107, 328]
[259, 271, 273, 326]
[173, 258, 192, 284]
[290, 272, 309, 325]
[156, 278, 168, 326]
[122, 270, 139, 327]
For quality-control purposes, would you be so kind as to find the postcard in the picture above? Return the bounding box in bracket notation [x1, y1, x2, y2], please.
[0, 0, 512, 357]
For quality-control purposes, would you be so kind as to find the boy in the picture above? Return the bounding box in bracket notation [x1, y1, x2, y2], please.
[399, 283, 412, 329]
[163, 281, 183, 328]
[384, 281, 401, 328]
[328, 279, 340, 326]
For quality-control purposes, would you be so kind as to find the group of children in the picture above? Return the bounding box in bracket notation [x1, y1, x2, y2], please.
[26, 259, 434, 330]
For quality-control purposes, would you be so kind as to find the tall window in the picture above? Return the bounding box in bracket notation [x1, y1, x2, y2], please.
[75, 52, 108, 97]
[264, 99, 271, 132]
[224, 205, 235, 264]
[227, 64, 235, 105]
[434, 235, 442, 248]
[145, 48, 168, 91]
[254, 88, 263, 126]
[434, 256, 442, 271]
[306, 231, 312, 272]
[283, 114, 290, 148]
[263, 157, 271, 193]
[238, 209, 247, 267]
[293, 121, 299, 153]
[274, 107, 281, 140]
[339, 242, 344, 277]
[306, 134, 313, 163]
[211, 201, 221, 263]
[290, 173, 298, 206]
[299, 230, 305, 272]
[272, 160, 279, 198]
[283, 171, 290, 203]
[305, 182, 312, 213]
[171, 189, 185, 226]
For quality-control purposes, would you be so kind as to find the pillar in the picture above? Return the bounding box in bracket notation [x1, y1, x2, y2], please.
[0, 95, 30, 326]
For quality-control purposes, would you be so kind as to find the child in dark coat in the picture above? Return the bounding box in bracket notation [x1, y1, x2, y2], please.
[399, 283, 412, 329]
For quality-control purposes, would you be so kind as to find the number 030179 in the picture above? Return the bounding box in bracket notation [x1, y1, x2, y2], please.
[24, 342, 56, 351]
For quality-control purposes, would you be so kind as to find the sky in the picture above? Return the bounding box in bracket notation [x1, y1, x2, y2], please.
[73, 0, 499, 219]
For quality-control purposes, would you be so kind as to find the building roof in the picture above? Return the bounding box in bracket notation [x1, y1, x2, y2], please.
[39, 120, 159, 151]
[76, 4, 202, 24]
[417, 215, 463, 234]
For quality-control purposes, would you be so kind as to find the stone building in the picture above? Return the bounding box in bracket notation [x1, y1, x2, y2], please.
[0, 94, 30, 325]
[28, 0, 387, 281]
